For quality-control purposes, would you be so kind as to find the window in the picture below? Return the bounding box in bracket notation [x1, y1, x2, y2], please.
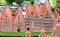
[57, 6, 60, 9]
[18, 17, 20, 19]
[57, 0, 60, 3]
[27, 27, 30, 31]
[34, 14, 39, 19]
[44, 25, 52, 28]
[58, 18, 60, 22]
[44, 13, 51, 18]
[18, 16, 20, 24]
[17, 29, 20, 32]
[6, 16, 7, 18]
[57, 10, 60, 15]
[27, 16, 30, 18]
[40, 14, 43, 16]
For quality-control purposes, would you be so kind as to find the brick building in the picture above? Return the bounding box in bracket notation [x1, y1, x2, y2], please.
[0, 6, 13, 32]
[56, 0, 60, 15]
[0, 1, 59, 37]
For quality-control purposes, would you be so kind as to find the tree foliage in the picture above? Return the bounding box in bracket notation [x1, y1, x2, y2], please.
[51, 7, 56, 12]
[16, 0, 24, 5]
[5, 0, 16, 5]
[24, 0, 30, 1]
[31, 0, 34, 5]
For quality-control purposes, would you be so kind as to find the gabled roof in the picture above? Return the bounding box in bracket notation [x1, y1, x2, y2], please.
[1, 5, 13, 22]
[26, 4, 33, 15]
[53, 26, 60, 37]
[53, 10, 58, 19]
[15, 6, 24, 15]
[40, 32, 46, 37]
[13, 6, 24, 22]
[33, 3, 41, 15]
[13, 12, 24, 22]
[41, 2, 47, 14]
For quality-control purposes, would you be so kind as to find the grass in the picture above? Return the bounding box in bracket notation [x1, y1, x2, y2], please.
[31, 32, 40, 36]
[0, 32, 52, 36]
[45, 32, 52, 35]
[0, 32, 25, 36]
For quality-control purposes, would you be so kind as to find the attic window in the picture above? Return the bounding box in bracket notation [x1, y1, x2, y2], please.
[18, 16, 20, 19]
[6, 16, 7, 17]
[18, 10, 20, 12]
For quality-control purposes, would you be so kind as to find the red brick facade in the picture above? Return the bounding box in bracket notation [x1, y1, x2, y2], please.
[0, 1, 59, 37]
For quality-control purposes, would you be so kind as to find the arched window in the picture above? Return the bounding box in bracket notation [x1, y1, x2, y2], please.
[27, 27, 30, 31]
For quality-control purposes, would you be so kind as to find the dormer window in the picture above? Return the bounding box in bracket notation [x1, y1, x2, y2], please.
[18, 16, 20, 20]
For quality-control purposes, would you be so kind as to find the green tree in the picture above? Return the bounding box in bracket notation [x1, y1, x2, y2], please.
[5, 0, 16, 5]
[24, 0, 30, 1]
[16, 0, 24, 5]
[51, 7, 56, 12]
[31, 0, 34, 5]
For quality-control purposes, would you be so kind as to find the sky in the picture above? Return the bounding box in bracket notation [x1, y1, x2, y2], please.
[40, 0, 45, 3]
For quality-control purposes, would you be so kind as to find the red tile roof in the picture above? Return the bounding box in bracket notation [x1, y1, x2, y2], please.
[15, 6, 24, 14]
[41, 2, 47, 14]
[40, 32, 46, 37]
[53, 10, 58, 19]
[1, 5, 13, 22]
[33, 3, 41, 15]
[53, 26, 60, 37]
[26, 4, 33, 15]
[14, 6, 24, 22]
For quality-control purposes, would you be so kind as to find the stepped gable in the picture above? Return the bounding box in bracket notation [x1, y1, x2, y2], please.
[33, 3, 41, 15]
[1, 5, 13, 22]
[26, 4, 33, 15]
[41, 2, 47, 14]
[13, 6, 24, 22]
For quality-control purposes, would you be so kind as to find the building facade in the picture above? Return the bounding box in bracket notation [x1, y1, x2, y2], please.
[0, 1, 59, 37]
[56, 0, 60, 15]
[0, 2, 57, 32]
